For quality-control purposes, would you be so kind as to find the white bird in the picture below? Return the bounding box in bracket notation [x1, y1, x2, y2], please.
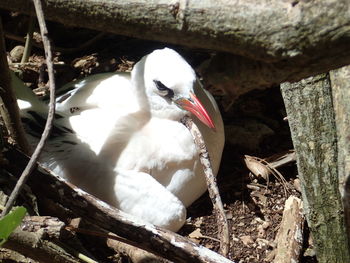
[14, 48, 225, 231]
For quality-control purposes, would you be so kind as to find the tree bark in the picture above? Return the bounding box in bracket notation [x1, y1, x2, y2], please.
[330, 65, 350, 242]
[0, 0, 350, 96]
[0, 0, 349, 62]
[3, 217, 81, 263]
[273, 196, 304, 263]
[281, 75, 350, 262]
[200, 51, 350, 99]
[0, 248, 40, 263]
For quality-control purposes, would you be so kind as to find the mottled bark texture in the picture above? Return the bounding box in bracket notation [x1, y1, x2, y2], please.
[0, 0, 349, 97]
[3, 217, 80, 263]
[281, 75, 350, 263]
[273, 196, 304, 263]
[330, 65, 350, 242]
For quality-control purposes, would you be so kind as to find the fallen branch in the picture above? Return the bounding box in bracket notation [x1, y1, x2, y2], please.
[1, 0, 350, 96]
[181, 116, 230, 256]
[0, 0, 349, 62]
[68, 219, 170, 262]
[3, 146, 234, 263]
[0, 248, 37, 262]
[273, 196, 304, 263]
[106, 239, 169, 263]
[3, 216, 81, 263]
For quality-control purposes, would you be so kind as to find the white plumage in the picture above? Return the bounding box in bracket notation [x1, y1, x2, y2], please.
[14, 48, 225, 231]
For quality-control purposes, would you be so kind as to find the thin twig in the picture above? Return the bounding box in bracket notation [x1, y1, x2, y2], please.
[181, 116, 230, 256]
[267, 150, 296, 169]
[1, 0, 56, 217]
[77, 253, 98, 263]
[20, 16, 35, 64]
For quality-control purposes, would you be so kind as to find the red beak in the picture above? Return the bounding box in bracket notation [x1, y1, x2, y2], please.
[175, 92, 215, 130]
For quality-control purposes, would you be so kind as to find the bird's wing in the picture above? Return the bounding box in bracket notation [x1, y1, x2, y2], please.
[11, 71, 75, 140]
[113, 169, 186, 232]
[52, 72, 147, 158]
[56, 72, 138, 115]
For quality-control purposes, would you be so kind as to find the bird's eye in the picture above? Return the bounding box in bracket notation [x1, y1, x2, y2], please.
[153, 80, 174, 99]
[154, 80, 168, 91]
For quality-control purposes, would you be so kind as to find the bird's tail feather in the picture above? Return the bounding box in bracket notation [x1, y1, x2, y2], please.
[11, 72, 73, 139]
[11, 71, 48, 115]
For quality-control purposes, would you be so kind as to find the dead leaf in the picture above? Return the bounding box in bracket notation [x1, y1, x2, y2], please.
[189, 228, 204, 239]
[244, 155, 270, 180]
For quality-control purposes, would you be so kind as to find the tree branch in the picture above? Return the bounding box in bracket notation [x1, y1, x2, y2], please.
[0, 0, 349, 61]
[182, 116, 230, 256]
[0, 0, 349, 97]
[281, 74, 350, 262]
[200, 51, 350, 100]
[3, 216, 81, 263]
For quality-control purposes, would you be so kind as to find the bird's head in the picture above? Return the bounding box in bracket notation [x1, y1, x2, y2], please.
[132, 48, 215, 130]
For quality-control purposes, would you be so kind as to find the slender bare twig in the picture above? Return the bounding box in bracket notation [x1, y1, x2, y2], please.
[267, 150, 296, 169]
[1, 0, 56, 217]
[20, 16, 35, 64]
[181, 116, 230, 256]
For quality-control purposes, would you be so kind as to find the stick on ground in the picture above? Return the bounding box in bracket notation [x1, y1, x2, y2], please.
[181, 115, 230, 256]
[273, 195, 304, 263]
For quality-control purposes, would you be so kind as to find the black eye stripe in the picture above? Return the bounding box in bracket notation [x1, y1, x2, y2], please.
[154, 80, 168, 91]
[153, 80, 174, 99]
